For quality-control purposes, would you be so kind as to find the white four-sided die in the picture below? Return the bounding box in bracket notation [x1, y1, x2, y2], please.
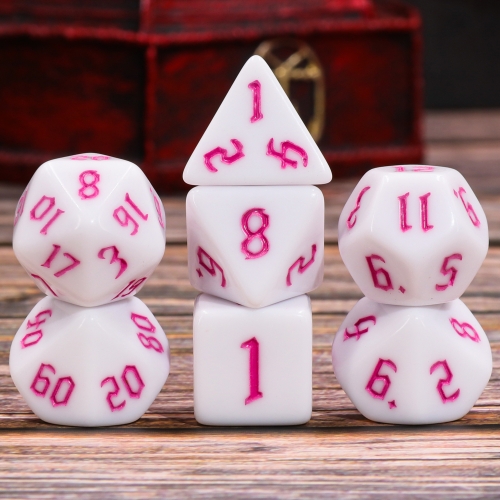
[332, 297, 492, 425]
[193, 293, 312, 425]
[10, 296, 169, 427]
[187, 186, 324, 308]
[338, 165, 489, 305]
[13, 153, 166, 307]
[183, 55, 332, 186]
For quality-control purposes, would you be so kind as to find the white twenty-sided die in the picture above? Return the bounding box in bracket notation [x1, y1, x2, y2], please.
[193, 294, 312, 426]
[183, 55, 332, 186]
[338, 165, 488, 305]
[13, 153, 166, 307]
[332, 297, 492, 425]
[187, 186, 324, 308]
[10, 296, 169, 427]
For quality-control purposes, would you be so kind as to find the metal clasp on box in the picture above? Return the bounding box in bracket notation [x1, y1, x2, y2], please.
[255, 39, 325, 142]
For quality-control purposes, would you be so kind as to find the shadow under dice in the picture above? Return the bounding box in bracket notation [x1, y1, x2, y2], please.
[193, 294, 312, 425]
[10, 296, 170, 427]
[13, 154, 166, 307]
[338, 166, 488, 306]
[187, 186, 324, 308]
[332, 297, 492, 425]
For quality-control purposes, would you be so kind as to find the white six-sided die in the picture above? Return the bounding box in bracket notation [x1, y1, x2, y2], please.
[187, 186, 324, 308]
[13, 153, 166, 307]
[332, 297, 492, 425]
[10, 296, 169, 427]
[338, 165, 488, 305]
[193, 294, 312, 425]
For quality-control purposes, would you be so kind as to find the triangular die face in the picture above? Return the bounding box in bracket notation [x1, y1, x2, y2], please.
[187, 186, 324, 308]
[183, 56, 332, 186]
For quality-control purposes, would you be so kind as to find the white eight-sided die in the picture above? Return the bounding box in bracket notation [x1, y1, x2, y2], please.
[13, 153, 166, 307]
[332, 297, 492, 425]
[193, 293, 312, 426]
[338, 165, 488, 305]
[10, 296, 170, 426]
[183, 55, 332, 186]
[187, 186, 324, 308]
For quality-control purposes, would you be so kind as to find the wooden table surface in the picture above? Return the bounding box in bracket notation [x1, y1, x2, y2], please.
[1, 113, 500, 498]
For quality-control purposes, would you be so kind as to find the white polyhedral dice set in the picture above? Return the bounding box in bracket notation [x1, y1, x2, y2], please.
[184, 55, 331, 425]
[8, 55, 493, 427]
[333, 166, 492, 424]
[10, 154, 170, 426]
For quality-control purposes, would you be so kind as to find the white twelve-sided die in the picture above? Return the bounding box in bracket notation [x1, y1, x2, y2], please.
[10, 296, 169, 427]
[332, 297, 492, 425]
[187, 186, 324, 308]
[338, 165, 488, 305]
[183, 55, 331, 186]
[193, 293, 312, 426]
[13, 153, 166, 307]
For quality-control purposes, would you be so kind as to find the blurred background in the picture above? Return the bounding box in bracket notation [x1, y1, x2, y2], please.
[0, 0, 498, 192]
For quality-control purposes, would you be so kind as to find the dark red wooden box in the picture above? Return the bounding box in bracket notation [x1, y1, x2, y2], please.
[0, 0, 422, 192]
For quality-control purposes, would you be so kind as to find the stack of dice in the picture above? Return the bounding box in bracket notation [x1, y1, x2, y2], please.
[10, 154, 170, 426]
[183, 56, 332, 425]
[332, 165, 492, 424]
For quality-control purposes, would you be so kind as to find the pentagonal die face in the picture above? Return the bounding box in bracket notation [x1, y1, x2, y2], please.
[10, 296, 170, 427]
[332, 298, 492, 425]
[13, 153, 166, 307]
[187, 186, 324, 308]
[338, 165, 489, 305]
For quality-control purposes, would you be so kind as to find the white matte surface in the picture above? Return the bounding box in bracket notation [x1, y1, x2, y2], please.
[183, 55, 332, 186]
[332, 297, 492, 425]
[193, 293, 312, 426]
[13, 153, 166, 307]
[10, 296, 170, 427]
[187, 185, 324, 308]
[338, 165, 489, 305]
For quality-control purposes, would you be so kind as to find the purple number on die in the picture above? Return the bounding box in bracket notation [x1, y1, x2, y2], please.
[430, 360, 460, 403]
[113, 193, 149, 236]
[98, 246, 128, 279]
[196, 247, 226, 287]
[266, 139, 308, 169]
[101, 365, 145, 412]
[30, 363, 75, 406]
[241, 208, 270, 260]
[131, 312, 164, 354]
[78, 170, 100, 200]
[248, 80, 263, 123]
[366, 358, 397, 407]
[435, 253, 462, 291]
[30, 196, 65, 235]
[241, 337, 263, 405]
[41, 244, 81, 277]
[343, 315, 376, 341]
[365, 254, 393, 291]
[286, 244, 317, 286]
[21, 309, 52, 348]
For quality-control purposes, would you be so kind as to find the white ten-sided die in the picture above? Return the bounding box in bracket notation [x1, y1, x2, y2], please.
[183, 55, 331, 186]
[187, 186, 324, 308]
[332, 297, 492, 425]
[13, 153, 166, 307]
[193, 293, 312, 426]
[10, 296, 169, 427]
[338, 165, 488, 305]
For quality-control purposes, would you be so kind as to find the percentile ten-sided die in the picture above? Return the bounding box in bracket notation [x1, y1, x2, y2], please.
[10, 296, 169, 427]
[183, 55, 332, 186]
[187, 185, 324, 308]
[193, 293, 312, 426]
[13, 154, 166, 307]
[332, 297, 492, 425]
[338, 165, 489, 306]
